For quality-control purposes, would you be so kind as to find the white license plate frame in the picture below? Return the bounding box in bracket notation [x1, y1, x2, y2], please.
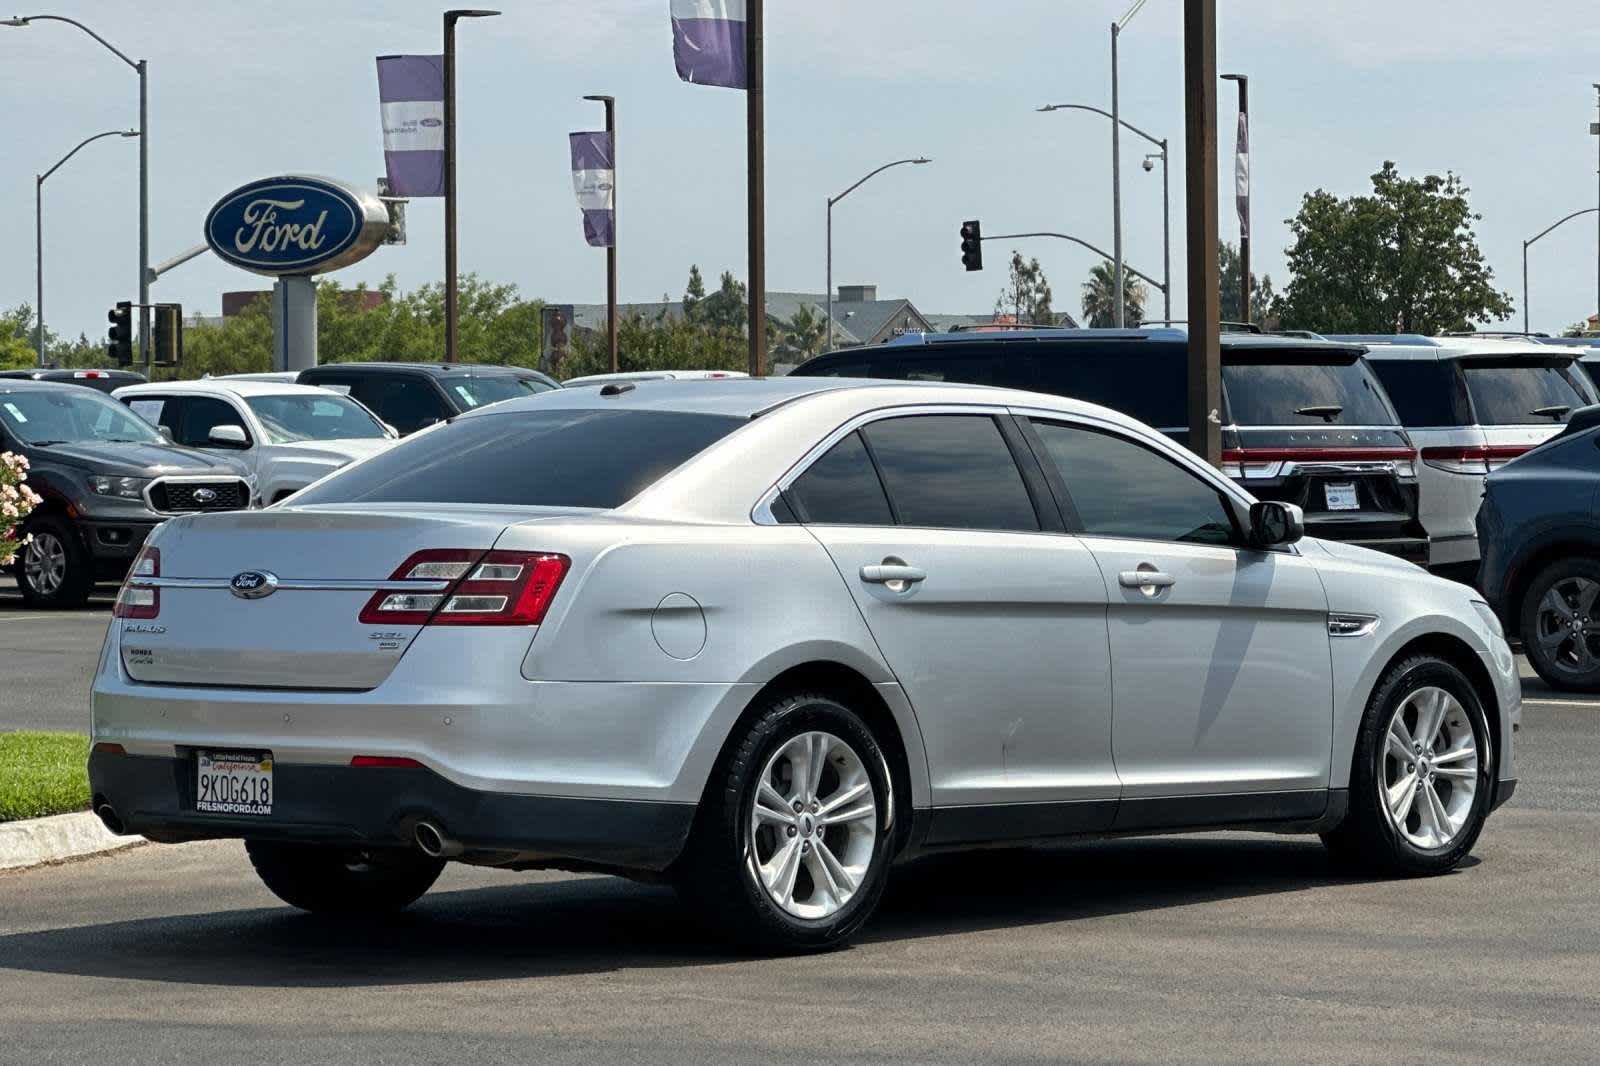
[1324, 482, 1360, 511]
[195, 750, 273, 816]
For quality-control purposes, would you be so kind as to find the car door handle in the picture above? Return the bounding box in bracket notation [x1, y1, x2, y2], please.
[860, 564, 927, 586]
[1118, 569, 1176, 590]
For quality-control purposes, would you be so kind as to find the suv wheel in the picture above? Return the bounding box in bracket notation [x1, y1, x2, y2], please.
[676, 692, 895, 953]
[16, 516, 92, 608]
[1322, 655, 1495, 874]
[1520, 558, 1600, 692]
[245, 840, 445, 914]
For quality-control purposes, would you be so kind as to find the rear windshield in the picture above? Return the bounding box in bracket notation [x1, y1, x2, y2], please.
[291, 408, 745, 509]
[1460, 360, 1595, 426]
[1221, 357, 1395, 426]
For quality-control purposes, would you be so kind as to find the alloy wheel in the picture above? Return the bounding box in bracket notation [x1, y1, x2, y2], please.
[747, 730, 877, 920]
[23, 531, 66, 598]
[1533, 576, 1600, 677]
[1380, 686, 1479, 850]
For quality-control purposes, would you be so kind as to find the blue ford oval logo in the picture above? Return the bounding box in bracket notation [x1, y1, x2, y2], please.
[204, 176, 382, 276]
[230, 570, 278, 600]
[419, 117, 443, 128]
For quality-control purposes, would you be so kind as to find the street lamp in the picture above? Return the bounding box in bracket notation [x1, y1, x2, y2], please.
[35, 129, 139, 365]
[4, 15, 149, 367]
[1107, 0, 1150, 327]
[1523, 207, 1599, 334]
[442, 8, 500, 363]
[825, 157, 931, 352]
[1220, 73, 1250, 322]
[1038, 103, 1169, 323]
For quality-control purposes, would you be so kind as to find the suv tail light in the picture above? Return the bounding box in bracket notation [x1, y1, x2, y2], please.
[113, 546, 160, 619]
[359, 549, 570, 627]
[1421, 444, 1529, 475]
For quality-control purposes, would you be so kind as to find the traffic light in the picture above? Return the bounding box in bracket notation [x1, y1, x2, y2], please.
[107, 301, 133, 366]
[152, 303, 183, 367]
[960, 219, 983, 272]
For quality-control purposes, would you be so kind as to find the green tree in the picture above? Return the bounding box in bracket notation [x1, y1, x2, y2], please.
[1273, 160, 1513, 333]
[1, 305, 39, 369]
[1080, 260, 1146, 328]
[995, 252, 1055, 325]
[1219, 241, 1275, 325]
[699, 271, 748, 333]
[683, 264, 707, 320]
[776, 303, 827, 359]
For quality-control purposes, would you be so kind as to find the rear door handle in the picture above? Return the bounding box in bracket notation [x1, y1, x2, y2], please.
[860, 564, 927, 586]
[1118, 568, 1176, 592]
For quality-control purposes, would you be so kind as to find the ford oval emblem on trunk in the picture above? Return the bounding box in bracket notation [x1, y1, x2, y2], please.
[230, 570, 279, 599]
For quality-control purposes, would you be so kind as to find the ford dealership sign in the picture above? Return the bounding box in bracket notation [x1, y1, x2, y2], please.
[204, 175, 389, 276]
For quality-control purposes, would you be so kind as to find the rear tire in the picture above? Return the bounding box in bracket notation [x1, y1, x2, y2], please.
[1519, 557, 1600, 693]
[1321, 655, 1494, 875]
[245, 840, 445, 915]
[16, 515, 92, 608]
[674, 691, 896, 953]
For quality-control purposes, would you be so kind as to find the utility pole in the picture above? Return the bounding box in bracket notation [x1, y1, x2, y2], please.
[746, 0, 766, 376]
[1110, 19, 1124, 327]
[442, 9, 499, 363]
[1184, 0, 1221, 466]
[1222, 73, 1250, 323]
[1593, 84, 1600, 326]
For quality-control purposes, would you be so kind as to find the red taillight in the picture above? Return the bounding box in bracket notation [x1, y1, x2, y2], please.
[1421, 444, 1529, 475]
[113, 546, 160, 619]
[358, 549, 570, 627]
[350, 755, 425, 769]
[93, 742, 127, 755]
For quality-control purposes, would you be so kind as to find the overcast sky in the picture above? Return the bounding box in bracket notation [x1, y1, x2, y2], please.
[5, 0, 1600, 343]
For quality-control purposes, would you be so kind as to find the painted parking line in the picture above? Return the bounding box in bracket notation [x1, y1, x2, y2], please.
[1522, 697, 1600, 708]
[0, 612, 111, 622]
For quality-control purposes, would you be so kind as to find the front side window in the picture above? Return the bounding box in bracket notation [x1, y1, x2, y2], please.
[785, 431, 893, 525]
[1460, 360, 1596, 426]
[861, 415, 1039, 532]
[443, 375, 539, 410]
[361, 378, 450, 434]
[1031, 420, 1237, 545]
[176, 396, 250, 448]
[244, 393, 387, 443]
[0, 388, 164, 446]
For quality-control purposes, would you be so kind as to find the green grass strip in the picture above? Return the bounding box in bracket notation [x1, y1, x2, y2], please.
[0, 731, 91, 823]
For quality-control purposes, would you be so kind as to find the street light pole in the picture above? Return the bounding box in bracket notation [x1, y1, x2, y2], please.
[1522, 207, 1600, 333]
[825, 157, 931, 352]
[3, 16, 148, 368]
[1592, 84, 1600, 325]
[1221, 73, 1249, 323]
[35, 130, 139, 366]
[583, 94, 618, 373]
[442, 8, 499, 365]
[1110, 20, 1123, 328]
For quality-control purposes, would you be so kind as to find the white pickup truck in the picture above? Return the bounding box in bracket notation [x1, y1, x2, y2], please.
[113, 380, 397, 505]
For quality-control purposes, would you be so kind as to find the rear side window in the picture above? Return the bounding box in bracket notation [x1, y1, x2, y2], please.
[361, 377, 450, 434]
[785, 431, 893, 525]
[798, 349, 1035, 390]
[1221, 357, 1395, 426]
[1461, 361, 1595, 426]
[1033, 345, 1189, 429]
[1367, 359, 1469, 427]
[292, 409, 746, 509]
[1030, 420, 1237, 545]
[861, 415, 1039, 532]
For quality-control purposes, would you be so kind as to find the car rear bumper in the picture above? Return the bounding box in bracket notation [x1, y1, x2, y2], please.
[88, 750, 695, 871]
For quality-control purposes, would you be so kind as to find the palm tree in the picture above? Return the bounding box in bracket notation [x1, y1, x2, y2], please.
[777, 303, 828, 358]
[1081, 260, 1146, 328]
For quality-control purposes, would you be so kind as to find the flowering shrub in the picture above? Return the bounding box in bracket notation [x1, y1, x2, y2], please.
[1, 452, 42, 567]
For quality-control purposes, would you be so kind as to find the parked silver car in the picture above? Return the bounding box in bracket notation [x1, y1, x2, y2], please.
[89, 379, 1520, 950]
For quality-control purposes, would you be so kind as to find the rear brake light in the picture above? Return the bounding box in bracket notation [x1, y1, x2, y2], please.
[93, 742, 127, 755]
[113, 546, 160, 619]
[359, 549, 570, 627]
[350, 755, 425, 769]
[1421, 444, 1529, 475]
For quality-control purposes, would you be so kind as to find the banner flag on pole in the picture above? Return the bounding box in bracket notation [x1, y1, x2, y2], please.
[569, 132, 615, 247]
[671, 0, 747, 88]
[377, 54, 446, 197]
[1234, 109, 1250, 237]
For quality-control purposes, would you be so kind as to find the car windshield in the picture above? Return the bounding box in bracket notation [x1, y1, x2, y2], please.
[1222, 357, 1396, 426]
[1460, 360, 1596, 425]
[292, 408, 746, 509]
[441, 375, 544, 410]
[0, 388, 164, 446]
[244, 393, 388, 444]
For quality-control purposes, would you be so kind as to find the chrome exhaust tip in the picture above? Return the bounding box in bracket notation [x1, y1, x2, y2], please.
[413, 820, 462, 859]
[96, 804, 125, 836]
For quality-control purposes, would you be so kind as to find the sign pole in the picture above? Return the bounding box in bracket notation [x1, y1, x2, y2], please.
[443, 12, 458, 364]
[1184, 0, 1222, 466]
[746, 0, 766, 376]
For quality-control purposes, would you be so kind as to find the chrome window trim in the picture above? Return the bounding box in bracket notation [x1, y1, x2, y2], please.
[130, 576, 452, 593]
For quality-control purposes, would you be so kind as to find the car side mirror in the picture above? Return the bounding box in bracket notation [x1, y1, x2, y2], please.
[1249, 501, 1305, 548]
[382, 422, 399, 438]
[208, 424, 249, 448]
[158, 425, 175, 443]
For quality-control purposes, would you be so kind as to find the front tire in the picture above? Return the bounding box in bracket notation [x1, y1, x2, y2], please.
[245, 840, 445, 915]
[675, 691, 896, 953]
[1322, 656, 1494, 874]
[1519, 558, 1600, 692]
[16, 515, 92, 608]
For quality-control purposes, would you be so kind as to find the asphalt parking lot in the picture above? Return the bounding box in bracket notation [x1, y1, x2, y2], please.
[3, 574, 1598, 1063]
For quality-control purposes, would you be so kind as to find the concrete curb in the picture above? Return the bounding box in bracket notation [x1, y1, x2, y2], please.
[0, 810, 143, 873]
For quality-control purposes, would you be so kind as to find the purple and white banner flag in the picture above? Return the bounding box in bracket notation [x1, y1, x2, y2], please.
[377, 54, 446, 197]
[569, 132, 615, 248]
[1234, 110, 1250, 237]
[671, 0, 746, 89]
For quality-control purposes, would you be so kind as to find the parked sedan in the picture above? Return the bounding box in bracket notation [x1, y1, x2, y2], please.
[89, 379, 1519, 951]
[1477, 405, 1600, 691]
[114, 381, 397, 504]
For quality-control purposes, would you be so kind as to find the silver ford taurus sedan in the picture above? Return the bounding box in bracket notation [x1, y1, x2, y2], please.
[89, 378, 1520, 951]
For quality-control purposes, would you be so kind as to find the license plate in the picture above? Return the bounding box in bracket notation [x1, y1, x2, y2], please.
[195, 750, 273, 816]
[1324, 482, 1360, 511]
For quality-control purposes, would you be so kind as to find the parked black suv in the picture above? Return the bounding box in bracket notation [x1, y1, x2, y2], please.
[0, 368, 147, 395]
[1477, 405, 1600, 692]
[0, 380, 252, 606]
[296, 362, 560, 435]
[792, 328, 1428, 562]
